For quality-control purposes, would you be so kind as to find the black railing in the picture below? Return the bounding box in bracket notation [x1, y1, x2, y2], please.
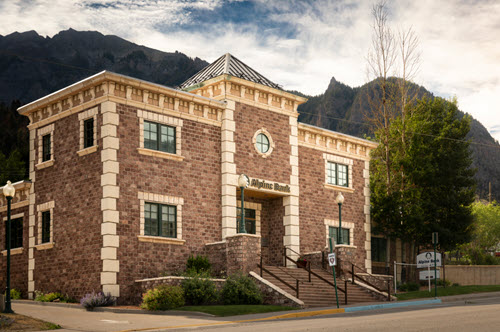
[283, 246, 347, 304]
[258, 255, 301, 298]
[348, 262, 392, 301]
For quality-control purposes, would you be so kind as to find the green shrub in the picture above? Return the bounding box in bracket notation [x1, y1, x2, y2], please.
[34, 291, 74, 303]
[398, 282, 420, 292]
[437, 279, 452, 287]
[220, 273, 262, 305]
[141, 285, 185, 311]
[8, 288, 21, 300]
[182, 271, 218, 305]
[186, 255, 211, 274]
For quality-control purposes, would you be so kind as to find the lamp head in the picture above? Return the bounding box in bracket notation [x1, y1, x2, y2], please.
[336, 192, 344, 205]
[3, 181, 15, 198]
[238, 174, 250, 188]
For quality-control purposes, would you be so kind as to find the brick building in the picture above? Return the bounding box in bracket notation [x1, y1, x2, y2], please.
[1, 54, 378, 302]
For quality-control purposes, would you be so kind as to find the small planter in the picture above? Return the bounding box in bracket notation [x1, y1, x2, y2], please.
[296, 260, 307, 268]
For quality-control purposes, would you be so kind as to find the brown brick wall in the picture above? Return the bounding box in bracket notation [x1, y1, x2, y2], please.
[234, 102, 291, 184]
[0, 206, 29, 298]
[298, 145, 367, 269]
[116, 103, 222, 302]
[33, 106, 103, 300]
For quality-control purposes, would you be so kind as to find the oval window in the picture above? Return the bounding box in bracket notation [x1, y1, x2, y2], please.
[256, 133, 270, 153]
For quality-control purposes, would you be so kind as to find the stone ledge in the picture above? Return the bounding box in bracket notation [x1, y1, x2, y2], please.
[135, 275, 226, 283]
[137, 235, 185, 245]
[225, 233, 261, 239]
[137, 148, 185, 161]
[77, 145, 98, 156]
[35, 243, 54, 251]
[323, 183, 355, 193]
[35, 160, 54, 170]
[2, 247, 23, 256]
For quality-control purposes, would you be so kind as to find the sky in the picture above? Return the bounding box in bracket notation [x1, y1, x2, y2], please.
[1, 0, 499, 141]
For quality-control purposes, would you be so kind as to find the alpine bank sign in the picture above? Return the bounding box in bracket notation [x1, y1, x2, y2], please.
[416, 252, 442, 268]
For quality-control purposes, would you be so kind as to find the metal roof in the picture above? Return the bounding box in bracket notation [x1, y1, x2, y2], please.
[179, 53, 282, 90]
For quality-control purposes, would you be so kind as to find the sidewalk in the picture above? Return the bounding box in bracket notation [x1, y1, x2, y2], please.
[12, 292, 500, 332]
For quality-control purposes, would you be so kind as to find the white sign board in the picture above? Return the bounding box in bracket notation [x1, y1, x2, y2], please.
[417, 252, 442, 268]
[419, 269, 440, 280]
[328, 253, 336, 266]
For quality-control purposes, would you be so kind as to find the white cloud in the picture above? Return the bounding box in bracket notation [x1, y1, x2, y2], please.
[1, 0, 499, 141]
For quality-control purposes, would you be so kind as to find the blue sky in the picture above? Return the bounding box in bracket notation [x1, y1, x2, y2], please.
[1, 0, 500, 141]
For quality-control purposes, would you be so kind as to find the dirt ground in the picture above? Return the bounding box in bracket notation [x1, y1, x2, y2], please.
[0, 313, 60, 331]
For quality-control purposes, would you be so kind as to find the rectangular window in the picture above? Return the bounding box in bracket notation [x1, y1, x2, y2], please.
[236, 208, 256, 234]
[371, 237, 387, 262]
[329, 226, 350, 245]
[6, 218, 23, 249]
[144, 121, 176, 154]
[41, 211, 51, 244]
[42, 134, 51, 162]
[83, 118, 94, 148]
[327, 162, 348, 187]
[144, 202, 176, 238]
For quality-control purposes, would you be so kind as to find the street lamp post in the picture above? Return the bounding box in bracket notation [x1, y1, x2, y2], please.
[3, 181, 16, 313]
[336, 192, 344, 245]
[238, 174, 249, 234]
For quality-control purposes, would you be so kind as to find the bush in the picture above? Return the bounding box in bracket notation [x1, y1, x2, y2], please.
[220, 273, 262, 305]
[182, 271, 218, 305]
[186, 255, 211, 274]
[80, 291, 116, 311]
[6, 288, 21, 300]
[34, 291, 74, 303]
[398, 282, 420, 292]
[141, 285, 185, 311]
[437, 279, 452, 287]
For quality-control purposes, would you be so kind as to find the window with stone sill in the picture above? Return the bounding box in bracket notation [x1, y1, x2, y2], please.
[37, 201, 54, 247]
[324, 219, 354, 247]
[138, 192, 184, 244]
[37, 124, 55, 168]
[327, 162, 348, 187]
[78, 107, 98, 155]
[323, 153, 354, 191]
[5, 217, 23, 249]
[137, 110, 183, 161]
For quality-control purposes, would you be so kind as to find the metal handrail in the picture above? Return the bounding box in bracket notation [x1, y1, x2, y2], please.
[258, 254, 301, 298]
[282, 246, 347, 300]
[347, 261, 392, 301]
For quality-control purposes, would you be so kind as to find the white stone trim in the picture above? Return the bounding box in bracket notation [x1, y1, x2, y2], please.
[3, 212, 24, 221]
[137, 109, 183, 159]
[138, 192, 184, 241]
[100, 101, 120, 297]
[28, 128, 36, 299]
[36, 123, 54, 168]
[363, 160, 372, 273]
[323, 153, 353, 190]
[249, 271, 304, 307]
[236, 201, 261, 235]
[77, 107, 98, 154]
[252, 128, 275, 158]
[324, 218, 355, 247]
[221, 100, 237, 239]
[36, 201, 54, 246]
[284, 115, 300, 266]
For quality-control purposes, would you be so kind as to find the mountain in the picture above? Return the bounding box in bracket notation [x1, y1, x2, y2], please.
[0, 29, 498, 201]
[297, 78, 500, 201]
[0, 29, 208, 103]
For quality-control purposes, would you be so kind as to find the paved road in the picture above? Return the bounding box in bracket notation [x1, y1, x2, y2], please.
[12, 295, 500, 332]
[181, 297, 500, 332]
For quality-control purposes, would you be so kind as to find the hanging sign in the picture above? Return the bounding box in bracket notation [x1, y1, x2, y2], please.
[416, 252, 442, 268]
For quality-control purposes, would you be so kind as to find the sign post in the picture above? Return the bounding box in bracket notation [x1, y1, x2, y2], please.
[432, 232, 439, 297]
[328, 237, 339, 308]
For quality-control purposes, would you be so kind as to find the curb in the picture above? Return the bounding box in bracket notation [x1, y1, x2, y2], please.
[344, 299, 442, 313]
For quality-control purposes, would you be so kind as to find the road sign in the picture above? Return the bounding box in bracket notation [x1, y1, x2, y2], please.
[432, 232, 439, 245]
[417, 252, 442, 268]
[419, 269, 440, 280]
[328, 253, 336, 266]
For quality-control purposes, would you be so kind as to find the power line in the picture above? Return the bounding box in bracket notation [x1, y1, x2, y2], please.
[298, 110, 500, 150]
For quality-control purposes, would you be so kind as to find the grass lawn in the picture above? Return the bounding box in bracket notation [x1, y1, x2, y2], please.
[0, 313, 60, 331]
[176, 305, 297, 317]
[396, 285, 500, 301]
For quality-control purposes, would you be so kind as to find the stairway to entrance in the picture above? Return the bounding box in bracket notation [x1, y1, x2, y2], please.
[257, 265, 383, 308]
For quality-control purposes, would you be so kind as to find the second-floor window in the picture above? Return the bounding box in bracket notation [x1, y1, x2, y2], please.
[145, 202, 177, 238]
[41, 211, 51, 244]
[83, 118, 94, 148]
[7, 218, 23, 249]
[144, 121, 176, 154]
[42, 134, 51, 162]
[327, 162, 348, 187]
